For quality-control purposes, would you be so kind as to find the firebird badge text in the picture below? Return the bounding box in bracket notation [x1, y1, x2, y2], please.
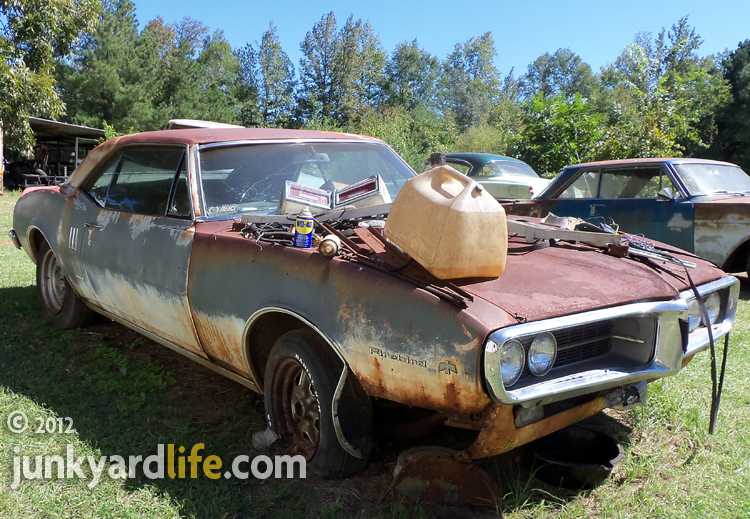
[369, 347, 427, 368]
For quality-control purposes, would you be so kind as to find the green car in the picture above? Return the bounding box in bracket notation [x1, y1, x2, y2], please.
[421, 153, 549, 199]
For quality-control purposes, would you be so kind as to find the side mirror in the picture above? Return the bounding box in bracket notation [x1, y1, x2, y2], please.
[657, 187, 674, 200]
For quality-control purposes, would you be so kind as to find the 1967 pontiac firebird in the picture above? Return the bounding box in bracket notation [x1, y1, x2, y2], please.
[10, 127, 739, 478]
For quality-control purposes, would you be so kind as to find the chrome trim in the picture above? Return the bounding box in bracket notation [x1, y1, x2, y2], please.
[484, 277, 739, 408]
[8, 230, 22, 249]
[242, 306, 362, 458]
[679, 275, 740, 356]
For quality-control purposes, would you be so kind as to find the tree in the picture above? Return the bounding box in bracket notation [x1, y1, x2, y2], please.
[233, 43, 261, 126]
[256, 23, 296, 127]
[297, 12, 386, 125]
[298, 12, 339, 122]
[713, 40, 750, 171]
[515, 94, 604, 177]
[57, 0, 153, 131]
[521, 48, 598, 100]
[2, 0, 100, 156]
[383, 40, 440, 111]
[332, 16, 386, 123]
[440, 33, 502, 131]
[599, 17, 730, 157]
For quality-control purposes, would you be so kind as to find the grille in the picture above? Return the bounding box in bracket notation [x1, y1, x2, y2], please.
[518, 320, 615, 379]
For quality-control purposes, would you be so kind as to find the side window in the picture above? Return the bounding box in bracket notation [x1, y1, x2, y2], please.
[86, 152, 123, 206]
[557, 171, 600, 199]
[600, 167, 676, 199]
[104, 147, 185, 216]
[167, 157, 192, 219]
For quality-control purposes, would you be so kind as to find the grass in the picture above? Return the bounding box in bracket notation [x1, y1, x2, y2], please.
[1, 189, 750, 517]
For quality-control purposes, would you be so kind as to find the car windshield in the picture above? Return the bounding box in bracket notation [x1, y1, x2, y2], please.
[199, 141, 415, 216]
[673, 163, 750, 195]
[475, 161, 539, 178]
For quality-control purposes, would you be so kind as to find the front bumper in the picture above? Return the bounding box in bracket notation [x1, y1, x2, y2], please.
[483, 275, 739, 408]
[8, 230, 22, 250]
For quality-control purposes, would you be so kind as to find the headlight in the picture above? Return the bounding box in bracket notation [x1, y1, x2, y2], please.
[687, 298, 701, 332]
[500, 339, 525, 387]
[528, 332, 557, 376]
[703, 292, 721, 325]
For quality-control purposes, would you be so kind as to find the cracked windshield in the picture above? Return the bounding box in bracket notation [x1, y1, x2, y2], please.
[199, 142, 414, 216]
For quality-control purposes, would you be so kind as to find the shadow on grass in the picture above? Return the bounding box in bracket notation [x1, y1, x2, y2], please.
[0, 285, 321, 518]
[0, 284, 629, 518]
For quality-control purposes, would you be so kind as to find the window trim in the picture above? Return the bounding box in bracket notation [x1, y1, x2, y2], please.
[554, 164, 689, 200]
[79, 143, 192, 219]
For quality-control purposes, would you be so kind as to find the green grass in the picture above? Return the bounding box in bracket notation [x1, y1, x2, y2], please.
[2, 189, 750, 517]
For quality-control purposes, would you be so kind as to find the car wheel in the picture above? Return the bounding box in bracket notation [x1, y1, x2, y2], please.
[264, 329, 373, 478]
[36, 241, 96, 329]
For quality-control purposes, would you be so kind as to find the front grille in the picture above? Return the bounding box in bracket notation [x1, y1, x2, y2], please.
[516, 317, 655, 383]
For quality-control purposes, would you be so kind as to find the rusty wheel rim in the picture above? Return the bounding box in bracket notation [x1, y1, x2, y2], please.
[272, 358, 320, 460]
[40, 249, 65, 315]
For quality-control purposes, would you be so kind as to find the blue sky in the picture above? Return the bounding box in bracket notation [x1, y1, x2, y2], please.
[130, 0, 750, 76]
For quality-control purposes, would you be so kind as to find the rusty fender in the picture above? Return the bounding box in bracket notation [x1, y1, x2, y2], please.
[458, 398, 607, 460]
[188, 221, 514, 413]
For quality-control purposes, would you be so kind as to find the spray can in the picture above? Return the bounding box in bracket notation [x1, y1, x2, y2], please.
[294, 207, 314, 248]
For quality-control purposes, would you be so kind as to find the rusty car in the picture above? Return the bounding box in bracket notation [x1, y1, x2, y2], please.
[504, 157, 750, 275]
[10, 129, 740, 479]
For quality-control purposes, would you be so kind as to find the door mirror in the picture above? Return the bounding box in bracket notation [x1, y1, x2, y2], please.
[657, 187, 674, 200]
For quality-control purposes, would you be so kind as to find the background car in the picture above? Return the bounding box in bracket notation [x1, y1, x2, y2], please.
[504, 158, 750, 275]
[420, 153, 549, 199]
[11, 130, 739, 480]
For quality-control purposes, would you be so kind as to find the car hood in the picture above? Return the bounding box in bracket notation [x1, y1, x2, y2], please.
[454, 220, 725, 323]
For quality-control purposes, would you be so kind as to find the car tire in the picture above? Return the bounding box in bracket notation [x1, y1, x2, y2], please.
[264, 329, 373, 479]
[36, 241, 96, 329]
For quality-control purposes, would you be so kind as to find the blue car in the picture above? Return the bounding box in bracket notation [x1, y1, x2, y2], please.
[504, 158, 750, 274]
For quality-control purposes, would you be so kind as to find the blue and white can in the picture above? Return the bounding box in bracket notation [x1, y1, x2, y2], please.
[294, 207, 314, 248]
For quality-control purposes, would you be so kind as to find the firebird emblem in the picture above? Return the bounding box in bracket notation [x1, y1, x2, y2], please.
[439, 360, 457, 374]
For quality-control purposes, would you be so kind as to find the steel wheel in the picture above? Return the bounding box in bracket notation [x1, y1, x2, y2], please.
[263, 330, 374, 478]
[36, 240, 96, 329]
[39, 245, 66, 315]
[272, 357, 321, 460]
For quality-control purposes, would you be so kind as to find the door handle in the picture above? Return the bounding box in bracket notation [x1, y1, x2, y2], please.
[84, 222, 103, 230]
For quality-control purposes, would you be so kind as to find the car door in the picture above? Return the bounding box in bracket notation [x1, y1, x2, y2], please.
[74, 144, 207, 357]
[545, 166, 694, 252]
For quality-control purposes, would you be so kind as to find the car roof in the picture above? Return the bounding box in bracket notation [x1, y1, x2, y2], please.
[444, 153, 528, 168]
[114, 127, 382, 146]
[563, 157, 738, 170]
[67, 128, 383, 187]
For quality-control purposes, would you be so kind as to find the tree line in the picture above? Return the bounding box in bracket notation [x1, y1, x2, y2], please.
[3, 0, 750, 176]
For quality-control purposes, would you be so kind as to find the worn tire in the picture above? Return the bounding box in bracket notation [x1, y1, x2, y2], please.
[264, 329, 373, 479]
[36, 241, 96, 329]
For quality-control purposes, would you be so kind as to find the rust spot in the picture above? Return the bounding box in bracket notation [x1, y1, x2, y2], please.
[458, 397, 607, 459]
[392, 457, 500, 506]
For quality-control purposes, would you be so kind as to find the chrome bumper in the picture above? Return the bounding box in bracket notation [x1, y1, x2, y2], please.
[484, 275, 740, 408]
[8, 230, 21, 250]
